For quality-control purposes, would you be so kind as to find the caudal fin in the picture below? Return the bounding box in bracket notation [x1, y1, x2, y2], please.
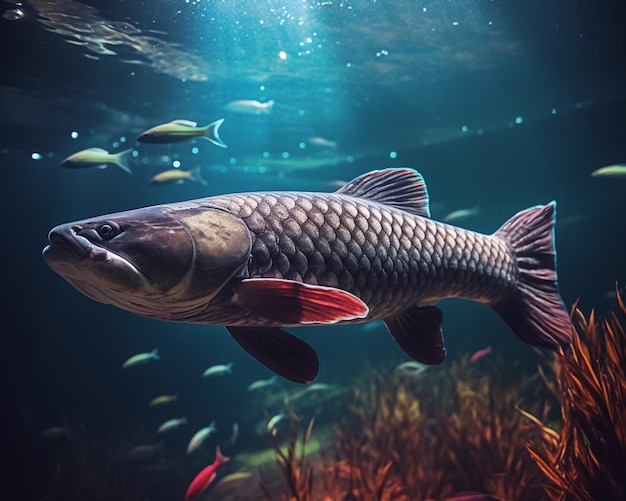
[205, 118, 227, 148]
[191, 166, 208, 186]
[491, 202, 572, 350]
[215, 445, 230, 466]
[112, 148, 134, 174]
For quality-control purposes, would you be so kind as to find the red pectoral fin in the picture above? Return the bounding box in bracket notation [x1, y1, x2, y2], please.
[233, 278, 369, 324]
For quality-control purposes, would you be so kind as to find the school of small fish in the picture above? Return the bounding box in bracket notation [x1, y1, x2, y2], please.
[102, 342, 345, 499]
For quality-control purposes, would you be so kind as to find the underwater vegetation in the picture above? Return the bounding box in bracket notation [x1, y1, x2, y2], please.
[36, 295, 626, 500]
[261, 415, 316, 501]
[328, 360, 551, 501]
[257, 357, 553, 501]
[525, 293, 626, 501]
[261, 294, 626, 501]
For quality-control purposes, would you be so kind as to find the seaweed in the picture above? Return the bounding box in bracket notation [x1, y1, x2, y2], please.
[262, 411, 315, 501]
[525, 292, 626, 501]
[331, 358, 553, 501]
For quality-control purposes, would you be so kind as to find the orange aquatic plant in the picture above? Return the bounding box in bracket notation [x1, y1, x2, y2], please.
[330, 358, 553, 501]
[525, 293, 626, 500]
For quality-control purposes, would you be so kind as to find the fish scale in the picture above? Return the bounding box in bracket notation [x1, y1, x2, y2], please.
[207, 191, 516, 320]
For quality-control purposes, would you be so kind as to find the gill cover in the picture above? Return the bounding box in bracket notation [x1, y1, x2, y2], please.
[170, 207, 252, 300]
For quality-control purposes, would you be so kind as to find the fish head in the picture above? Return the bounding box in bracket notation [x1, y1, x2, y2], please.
[137, 125, 167, 143]
[43, 205, 252, 320]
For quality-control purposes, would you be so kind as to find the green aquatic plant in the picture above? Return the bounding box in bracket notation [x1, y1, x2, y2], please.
[525, 294, 626, 501]
[261, 412, 316, 501]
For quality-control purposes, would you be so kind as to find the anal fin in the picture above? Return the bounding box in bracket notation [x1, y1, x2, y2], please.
[383, 305, 446, 365]
[226, 326, 319, 383]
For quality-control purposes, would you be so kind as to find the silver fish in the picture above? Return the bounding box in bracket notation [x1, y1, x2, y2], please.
[61, 147, 133, 174]
[590, 163, 626, 177]
[149, 167, 208, 186]
[224, 99, 274, 115]
[394, 360, 429, 377]
[186, 421, 217, 454]
[122, 348, 160, 369]
[42, 168, 571, 383]
[137, 118, 227, 148]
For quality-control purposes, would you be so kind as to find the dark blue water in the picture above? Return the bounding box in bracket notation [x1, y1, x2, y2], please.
[2, 1, 625, 499]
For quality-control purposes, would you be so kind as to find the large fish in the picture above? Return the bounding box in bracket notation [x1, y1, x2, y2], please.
[42, 169, 572, 383]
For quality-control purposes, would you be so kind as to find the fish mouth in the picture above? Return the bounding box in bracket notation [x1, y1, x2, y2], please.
[43, 225, 155, 309]
[43, 224, 147, 288]
[44, 225, 107, 263]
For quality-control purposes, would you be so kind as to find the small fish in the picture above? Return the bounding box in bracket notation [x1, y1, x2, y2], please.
[443, 206, 480, 223]
[137, 118, 227, 148]
[149, 167, 207, 186]
[247, 375, 279, 391]
[124, 443, 164, 462]
[122, 348, 160, 369]
[157, 416, 187, 434]
[187, 421, 217, 455]
[590, 164, 626, 177]
[266, 412, 287, 436]
[202, 362, 233, 377]
[214, 470, 253, 490]
[307, 136, 338, 150]
[61, 147, 133, 174]
[184, 446, 230, 501]
[149, 394, 178, 407]
[224, 99, 274, 115]
[40, 426, 72, 439]
[289, 382, 333, 400]
[469, 346, 493, 364]
[236, 152, 347, 171]
[604, 284, 626, 300]
[394, 360, 429, 377]
[229, 422, 239, 447]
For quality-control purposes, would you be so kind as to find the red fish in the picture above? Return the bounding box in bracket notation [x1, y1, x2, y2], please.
[469, 346, 493, 363]
[184, 446, 230, 501]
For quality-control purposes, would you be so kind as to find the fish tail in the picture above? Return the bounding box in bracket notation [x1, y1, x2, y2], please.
[226, 362, 233, 373]
[491, 202, 572, 350]
[112, 148, 133, 174]
[204, 118, 227, 148]
[191, 166, 208, 186]
[264, 100, 275, 113]
[215, 445, 230, 466]
[151, 348, 160, 360]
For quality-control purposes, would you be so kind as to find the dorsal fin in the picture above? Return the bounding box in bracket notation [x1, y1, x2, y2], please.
[171, 119, 198, 127]
[335, 168, 430, 217]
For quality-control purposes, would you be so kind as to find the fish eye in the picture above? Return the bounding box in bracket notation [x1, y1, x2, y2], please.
[97, 222, 119, 240]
